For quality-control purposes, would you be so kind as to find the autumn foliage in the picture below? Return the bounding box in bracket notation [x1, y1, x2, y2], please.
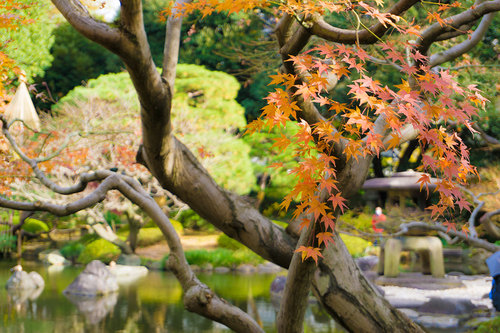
[165, 0, 488, 262]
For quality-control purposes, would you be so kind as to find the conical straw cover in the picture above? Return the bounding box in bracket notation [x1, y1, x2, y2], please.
[4, 72, 41, 131]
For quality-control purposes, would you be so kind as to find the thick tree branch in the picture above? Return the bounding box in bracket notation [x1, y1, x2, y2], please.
[277, 219, 317, 333]
[162, 0, 192, 90]
[430, 12, 495, 67]
[480, 208, 500, 240]
[416, 0, 500, 56]
[309, 0, 420, 44]
[50, 0, 122, 52]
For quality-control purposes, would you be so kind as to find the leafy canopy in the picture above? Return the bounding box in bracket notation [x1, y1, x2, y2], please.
[170, 0, 487, 262]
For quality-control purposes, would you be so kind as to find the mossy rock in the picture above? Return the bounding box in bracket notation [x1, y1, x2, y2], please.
[77, 239, 121, 264]
[22, 218, 49, 233]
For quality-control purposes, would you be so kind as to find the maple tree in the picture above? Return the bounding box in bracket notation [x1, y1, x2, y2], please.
[1, 0, 500, 332]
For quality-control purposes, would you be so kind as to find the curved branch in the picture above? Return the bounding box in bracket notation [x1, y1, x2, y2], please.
[430, 12, 495, 67]
[398, 221, 500, 252]
[480, 208, 500, 240]
[50, 0, 122, 52]
[416, 0, 500, 56]
[309, 0, 420, 44]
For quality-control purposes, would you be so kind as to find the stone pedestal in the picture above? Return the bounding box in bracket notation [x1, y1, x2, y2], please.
[378, 236, 445, 278]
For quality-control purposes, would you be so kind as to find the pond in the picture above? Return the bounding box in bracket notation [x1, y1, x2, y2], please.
[0, 260, 342, 332]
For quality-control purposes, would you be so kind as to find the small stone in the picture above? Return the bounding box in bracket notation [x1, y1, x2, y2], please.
[41, 250, 69, 266]
[270, 276, 287, 295]
[236, 264, 256, 274]
[415, 315, 459, 329]
[417, 297, 479, 315]
[214, 266, 230, 274]
[386, 296, 428, 308]
[257, 262, 282, 274]
[356, 256, 379, 272]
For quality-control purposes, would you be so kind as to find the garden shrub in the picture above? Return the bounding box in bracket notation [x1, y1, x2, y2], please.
[60, 241, 85, 263]
[77, 239, 120, 264]
[340, 234, 371, 258]
[217, 234, 244, 250]
[22, 218, 49, 234]
[137, 227, 165, 247]
[0, 234, 16, 251]
[184, 248, 264, 267]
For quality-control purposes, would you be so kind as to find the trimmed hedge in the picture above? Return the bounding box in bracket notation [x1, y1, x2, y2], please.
[77, 239, 121, 264]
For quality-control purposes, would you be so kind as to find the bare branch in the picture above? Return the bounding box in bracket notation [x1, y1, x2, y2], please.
[51, 0, 122, 52]
[416, 0, 500, 56]
[162, 0, 192, 90]
[480, 208, 500, 240]
[430, 12, 495, 67]
[309, 0, 420, 44]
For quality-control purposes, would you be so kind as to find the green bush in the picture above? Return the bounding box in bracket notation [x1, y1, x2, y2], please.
[0, 234, 17, 251]
[340, 234, 371, 258]
[137, 227, 165, 247]
[22, 218, 49, 234]
[60, 241, 85, 262]
[340, 211, 373, 232]
[77, 239, 121, 264]
[184, 248, 264, 267]
[217, 234, 244, 251]
[475, 316, 500, 333]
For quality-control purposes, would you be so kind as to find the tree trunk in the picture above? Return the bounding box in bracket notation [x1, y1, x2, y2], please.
[313, 232, 422, 332]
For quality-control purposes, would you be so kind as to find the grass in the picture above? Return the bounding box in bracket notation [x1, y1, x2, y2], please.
[178, 248, 265, 267]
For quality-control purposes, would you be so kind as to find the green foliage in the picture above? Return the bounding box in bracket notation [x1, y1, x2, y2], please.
[0, 234, 17, 251]
[217, 234, 244, 250]
[37, 22, 122, 100]
[21, 218, 49, 233]
[55, 65, 256, 195]
[176, 209, 214, 231]
[77, 238, 121, 264]
[60, 241, 85, 262]
[136, 227, 165, 247]
[474, 316, 500, 333]
[0, 0, 59, 81]
[339, 234, 371, 258]
[243, 124, 300, 212]
[183, 248, 264, 267]
[340, 211, 373, 232]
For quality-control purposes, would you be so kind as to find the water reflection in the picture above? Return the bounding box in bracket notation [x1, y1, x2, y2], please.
[0, 261, 341, 333]
[64, 292, 118, 325]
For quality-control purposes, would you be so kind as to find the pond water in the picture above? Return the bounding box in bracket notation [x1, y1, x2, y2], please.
[0, 261, 342, 332]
